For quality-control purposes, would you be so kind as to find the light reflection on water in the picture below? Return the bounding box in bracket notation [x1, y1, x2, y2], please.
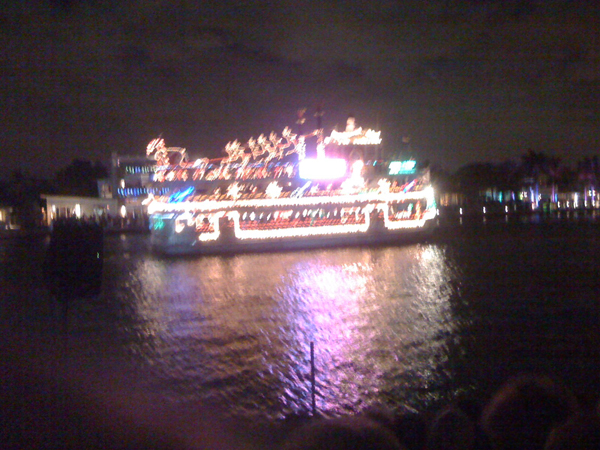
[102, 239, 464, 418]
[4, 219, 600, 421]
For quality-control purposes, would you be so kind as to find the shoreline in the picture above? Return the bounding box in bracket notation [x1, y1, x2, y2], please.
[2, 207, 599, 241]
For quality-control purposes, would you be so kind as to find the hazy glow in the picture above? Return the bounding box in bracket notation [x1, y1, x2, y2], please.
[299, 158, 347, 180]
[340, 161, 366, 193]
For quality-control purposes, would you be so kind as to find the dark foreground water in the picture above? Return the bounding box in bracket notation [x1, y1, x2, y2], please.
[2, 215, 600, 429]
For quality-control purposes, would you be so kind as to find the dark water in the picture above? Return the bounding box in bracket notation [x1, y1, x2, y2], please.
[2, 215, 600, 423]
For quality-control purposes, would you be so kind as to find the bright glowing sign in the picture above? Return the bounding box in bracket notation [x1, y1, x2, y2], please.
[299, 158, 347, 180]
[389, 160, 416, 175]
[327, 128, 382, 145]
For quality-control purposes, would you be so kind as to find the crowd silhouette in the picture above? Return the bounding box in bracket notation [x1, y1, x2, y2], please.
[279, 374, 600, 450]
[3, 357, 600, 450]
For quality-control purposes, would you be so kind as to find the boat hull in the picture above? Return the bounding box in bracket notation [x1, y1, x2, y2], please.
[150, 217, 438, 256]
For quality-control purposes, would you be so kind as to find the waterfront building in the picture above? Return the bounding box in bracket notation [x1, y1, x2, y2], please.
[109, 151, 169, 230]
[0, 204, 16, 230]
[42, 195, 118, 226]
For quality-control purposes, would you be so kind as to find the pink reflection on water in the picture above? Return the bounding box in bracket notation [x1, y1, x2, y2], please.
[116, 244, 460, 417]
[278, 245, 459, 414]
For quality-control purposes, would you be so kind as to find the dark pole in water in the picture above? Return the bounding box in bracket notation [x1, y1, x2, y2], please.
[310, 341, 316, 416]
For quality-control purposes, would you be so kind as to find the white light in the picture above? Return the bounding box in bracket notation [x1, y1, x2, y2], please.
[75, 204, 81, 218]
[148, 179, 439, 245]
[148, 188, 434, 215]
[120, 205, 127, 218]
[299, 158, 347, 180]
[424, 186, 435, 208]
[227, 182, 241, 200]
[265, 181, 283, 199]
[459, 208, 463, 215]
[326, 128, 382, 146]
[351, 159, 364, 175]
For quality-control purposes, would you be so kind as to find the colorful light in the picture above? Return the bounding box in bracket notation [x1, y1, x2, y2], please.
[146, 119, 437, 252]
[168, 186, 195, 203]
[389, 160, 417, 175]
[150, 186, 433, 214]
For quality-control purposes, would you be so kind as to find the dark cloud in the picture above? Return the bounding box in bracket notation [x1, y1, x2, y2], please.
[1, 0, 600, 178]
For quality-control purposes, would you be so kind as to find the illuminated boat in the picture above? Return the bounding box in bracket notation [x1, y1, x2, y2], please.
[145, 119, 438, 255]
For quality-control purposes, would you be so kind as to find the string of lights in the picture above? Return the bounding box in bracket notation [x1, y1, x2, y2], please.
[146, 121, 437, 254]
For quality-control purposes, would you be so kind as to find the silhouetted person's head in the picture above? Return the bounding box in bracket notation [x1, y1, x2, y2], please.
[393, 411, 427, 450]
[360, 404, 397, 435]
[544, 414, 600, 450]
[426, 405, 475, 450]
[481, 375, 579, 450]
[282, 416, 404, 450]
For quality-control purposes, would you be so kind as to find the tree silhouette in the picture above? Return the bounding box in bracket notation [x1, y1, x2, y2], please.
[53, 159, 108, 197]
[452, 161, 519, 200]
[4, 170, 53, 229]
[576, 156, 599, 203]
[520, 150, 562, 205]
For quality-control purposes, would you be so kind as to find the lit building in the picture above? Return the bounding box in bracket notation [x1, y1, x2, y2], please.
[42, 195, 118, 226]
[0, 204, 15, 230]
[109, 151, 168, 229]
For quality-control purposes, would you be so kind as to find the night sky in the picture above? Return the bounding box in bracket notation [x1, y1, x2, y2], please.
[3, 0, 600, 179]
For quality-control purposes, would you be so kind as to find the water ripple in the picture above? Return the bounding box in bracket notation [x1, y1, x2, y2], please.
[6, 223, 600, 421]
